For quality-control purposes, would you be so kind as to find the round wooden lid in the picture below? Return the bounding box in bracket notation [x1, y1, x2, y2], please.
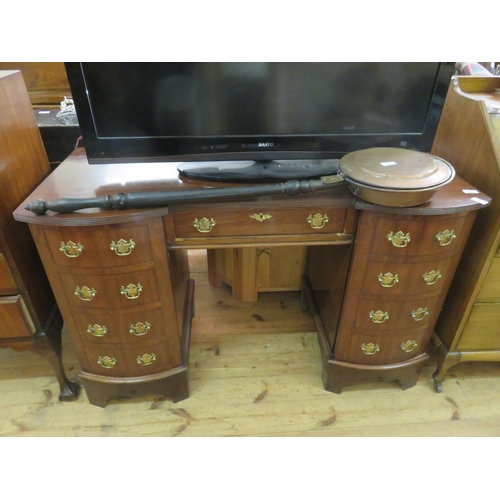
[339, 148, 455, 190]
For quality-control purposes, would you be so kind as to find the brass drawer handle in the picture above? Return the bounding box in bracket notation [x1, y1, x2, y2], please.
[129, 321, 151, 336]
[250, 213, 272, 222]
[378, 272, 399, 287]
[411, 307, 429, 321]
[386, 231, 411, 248]
[120, 283, 143, 299]
[137, 353, 157, 366]
[435, 229, 456, 246]
[97, 356, 117, 369]
[193, 217, 216, 233]
[422, 270, 442, 285]
[75, 286, 97, 301]
[369, 310, 389, 323]
[60, 240, 84, 258]
[87, 324, 108, 337]
[401, 340, 418, 353]
[361, 343, 380, 355]
[307, 213, 329, 229]
[110, 238, 136, 256]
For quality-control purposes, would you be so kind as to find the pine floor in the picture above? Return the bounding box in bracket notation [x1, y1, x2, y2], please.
[1, 250, 500, 437]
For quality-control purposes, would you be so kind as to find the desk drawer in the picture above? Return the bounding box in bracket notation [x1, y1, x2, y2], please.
[0, 295, 35, 338]
[477, 258, 500, 302]
[457, 303, 500, 350]
[172, 206, 352, 238]
[0, 253, 17, 294]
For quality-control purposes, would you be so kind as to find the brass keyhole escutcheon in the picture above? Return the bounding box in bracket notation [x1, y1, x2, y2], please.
[87, 324, 108, 337]
[307, 213, 329, 229]
[97, 356, 117, 369]
[137, 353, 157, 366]
[423, 270, 442, 285]
[435, 229, 456, 246]
[377, 272, 399, 287]
[250, 213, 272, 222]
[110, 238, 136, 256]
[401, 340, 418, 353]
[361, 343, 380, 355]
[60, 240, 84, 258]
[120, 283, 143, 299]
[75, 286, 97, 301]
[193, 217, 216, 233]
[411, 307, 429, 321]
[129, 321, 151, 336]
[386, 231, 411, 248]
[369, 310, 389, 323]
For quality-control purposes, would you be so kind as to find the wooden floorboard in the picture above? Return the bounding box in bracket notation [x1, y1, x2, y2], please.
[1, 250, 500, 437]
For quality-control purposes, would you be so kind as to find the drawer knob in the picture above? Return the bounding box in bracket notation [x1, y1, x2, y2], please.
[386, 231, 411, 248]
[87, 324, 108, 337]
[60, 240, 84, 258]
[401, 340, 418, 353]
[129, 321, 151, 336]
[110, 238, 136, 256]
[193, 217, 216, 233]
[377, 272, 399, 287]
[369, 310, 389, 323]
[435, 229, 456, 246]
[361, 343, 380, 355]
[137, 353, 157, 366]
[307, 213, 329, 229]
[97, 355, 117, 369]
[250, 213, 273, 222]
[411, 307, 429, 321]
[120, 283, 143, 299]
[422, 270, 442, 285]
[75, 286, 97, 301]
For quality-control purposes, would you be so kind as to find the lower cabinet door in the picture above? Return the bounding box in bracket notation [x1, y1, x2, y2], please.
[0, 295, 35, 339]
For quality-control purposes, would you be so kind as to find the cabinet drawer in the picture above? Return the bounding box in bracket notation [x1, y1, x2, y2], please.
[83, 339, 177, 377]
[59, 268, 160, 309]
[0, 295, 35, 338]
[457, 303, 500, 350]
[477, 258, 500, 302]
[361, 257, 454, 296]
[336, 328, 428, 365]
[369, 214, 469, 257]
[73, 307, 169, 345]
[0, 253, 17, 294]
[172, 206, 351, 238]
[42, 224, 153, 268]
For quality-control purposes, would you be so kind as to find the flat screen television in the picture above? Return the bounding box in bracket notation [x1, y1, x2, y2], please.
[65, 62, 455, 182]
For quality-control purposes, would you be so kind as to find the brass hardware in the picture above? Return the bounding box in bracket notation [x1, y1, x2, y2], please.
[193, 217, 216, 233]
[386, 231, 411, 248]
[87, 324, 108, 337]
[110, 238, 136, 256]
[60, 240, 84, 258]
[307, 213, 329, 229]
[97, 356, 117, 369]
[435, 229, 456, 246]
[361, 343, 380, 355]
[369, 310, 389, 323]
[422, 270, 442, 285]
[129, 321, 151, 336]
[401, 340, 418, 353]
[377, 272, 399, 287]
[411, 307, 429, 321]
[75, 286, 97, 301]
[250, 213, 273, 222]
[136, 353, 157, 366]
[120, 283, 143, 299]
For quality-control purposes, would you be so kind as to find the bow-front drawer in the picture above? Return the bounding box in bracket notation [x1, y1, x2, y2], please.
[0, 295, 35, 339]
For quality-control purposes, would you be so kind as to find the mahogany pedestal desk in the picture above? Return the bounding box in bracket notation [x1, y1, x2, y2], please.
[13, 150, 490, 406]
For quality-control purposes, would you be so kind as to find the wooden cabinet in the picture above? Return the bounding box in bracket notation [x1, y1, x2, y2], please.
[431, 75, 500, 391]
[0, 70, 79, 400]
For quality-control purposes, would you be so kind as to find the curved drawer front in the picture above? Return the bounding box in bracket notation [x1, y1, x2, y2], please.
[59, 268, 160, 309]
[361, 257, 454, 296]
[172, 206, 352, 238]
[83, 339, 177, 377]
[73, 306, 168, 345]
[354, 295, 441, 331]
[43, 224, 153, 268]
[369, 214, 468, 257]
